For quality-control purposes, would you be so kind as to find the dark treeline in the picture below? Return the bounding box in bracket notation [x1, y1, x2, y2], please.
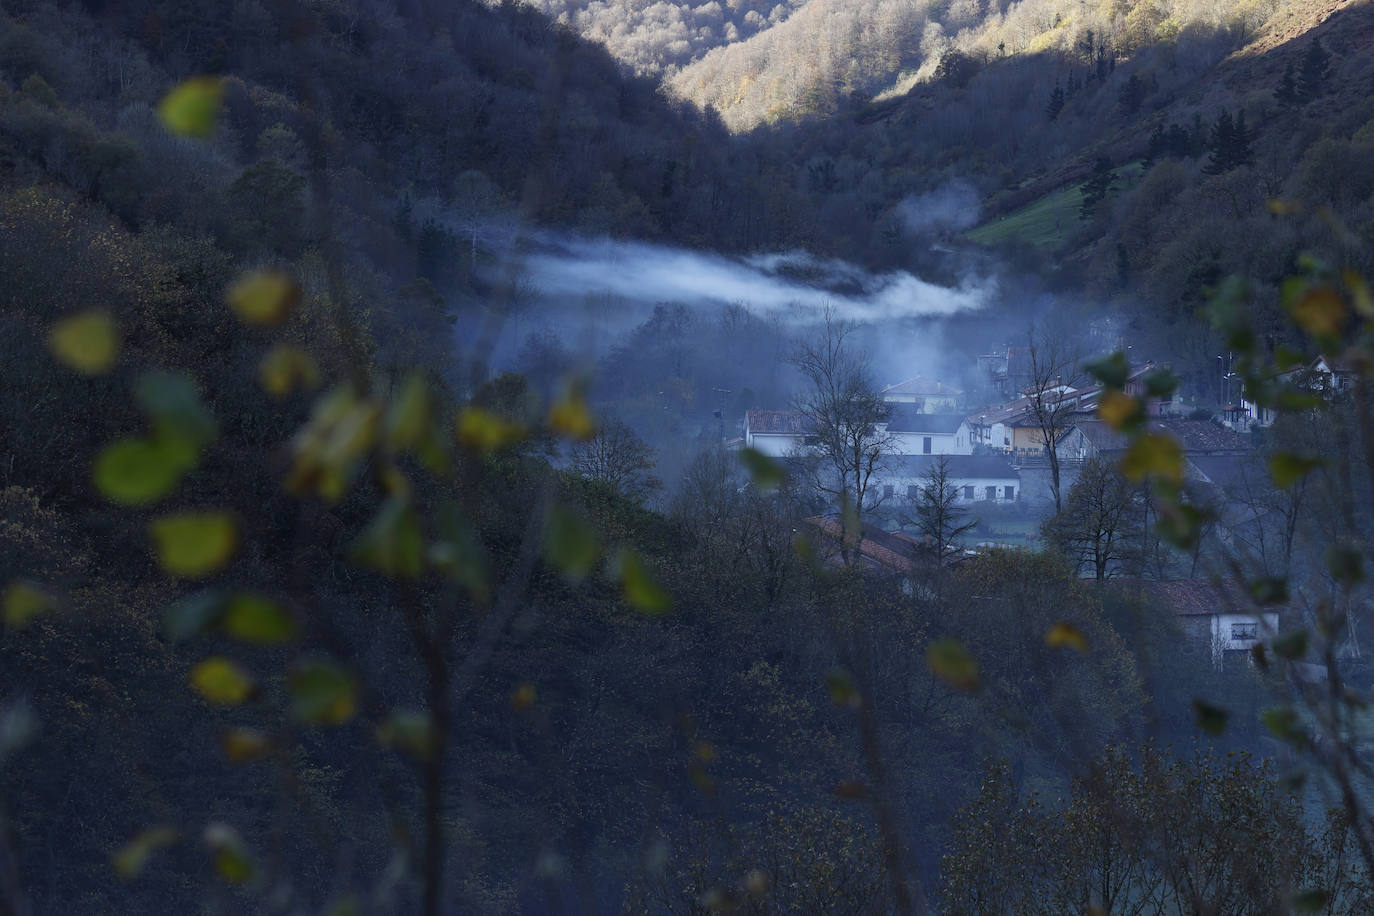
[4, 0, 1374, 913]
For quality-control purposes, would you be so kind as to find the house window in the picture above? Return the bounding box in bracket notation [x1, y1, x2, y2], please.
[1004, 486, 1015, 500]
[985, 486, 996, 501]
[963, 485, 974, 500]
[883, 484, 894, 499]
[1003, 434, 1010, 446]
[804, 435, 819, 447]
[907, 485, 919, 500]
[1231, 622, 1258, 640]
[923, 436, 932, 454]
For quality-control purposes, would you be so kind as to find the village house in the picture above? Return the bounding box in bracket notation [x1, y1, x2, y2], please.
[880, 376, 965, 413]
[876, 454, 1020, 506]
[742, 410, 814, 457]
[1120, 578, 1278, 671]
[882, 407, 973, 456]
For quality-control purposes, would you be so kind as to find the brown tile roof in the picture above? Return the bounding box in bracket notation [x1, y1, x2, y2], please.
[745, 410, 813, 435]
[802, 517, 931, 572]
[1117, 578, 1250, 616]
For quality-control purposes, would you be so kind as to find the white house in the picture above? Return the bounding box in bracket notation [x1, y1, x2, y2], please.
[875, 455, 1020, 506]
[880, 377, 964, 413]
[1130, 579, 1279, 670]
[884, 408, 973, 456]
[743, 410, 814, 457]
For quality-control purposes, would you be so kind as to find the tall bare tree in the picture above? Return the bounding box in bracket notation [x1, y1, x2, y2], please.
[1026, 325, 1084, 513]
[569, 416, 662, 504]
[908, 456, 977, 565]
[792, 311, 895, 565]
[1042, 457, 1138, 582]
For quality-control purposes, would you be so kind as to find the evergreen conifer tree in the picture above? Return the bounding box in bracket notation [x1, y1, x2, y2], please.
[1275, 61, 1298, 106]
[1297, 39, 1331, 102]
[1080, 157, 1115, 219]
[1046, 84, 1065, 121]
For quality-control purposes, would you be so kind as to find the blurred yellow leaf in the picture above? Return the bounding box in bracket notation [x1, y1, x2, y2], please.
[1045, 621, 1088, 652]
[226, 270, 299, 326]
[1288, 287, 1347, 340]
[509, 682, 537, 713]
[113, 826, 179, 880]
[258, 345, 320, 396]
[548, 385, 595, 440]
[49, 311, 119, 374]
[1096, 390, 1143, 431]
[221, 727, 271, 763]
[927, 638, 979, 691]
[1121, 434, 1183, 485]
[189, 657, 255, 705]
[158, 76, 224, 138]
[220, 594, 297, 645]
[149, 512, 237, 579]
[456, 407, 526, 455]
[3, 581, 53, 629]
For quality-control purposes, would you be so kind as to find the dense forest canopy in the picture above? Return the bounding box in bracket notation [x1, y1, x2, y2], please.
[2, 0, 1374, 913]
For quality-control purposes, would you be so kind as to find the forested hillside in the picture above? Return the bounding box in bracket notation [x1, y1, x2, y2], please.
[4, 0, 1374, 913]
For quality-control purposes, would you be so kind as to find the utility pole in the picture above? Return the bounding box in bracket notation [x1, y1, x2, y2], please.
[712, 387, 731, 441]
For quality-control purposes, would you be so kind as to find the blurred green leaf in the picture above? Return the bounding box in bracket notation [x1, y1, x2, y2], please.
[740, 447, 786, 493]
[113, 826, 179, 880]
[135, 371, 218, 453]
[1143, 368, 1180, 398]
[825, 670, 861, 708]
[1192, 699, 1229, 736]
[1326, 544, 1365, 587]
[1249, 577, 1289, 605]
[94, 438, 191, 506]
[351, 497, 424, 580]
[162, 589, 226, 641]
[221, 594, 297, 645]
[226, 270, 298, 326]
[1269, 452, 1322, 489]
[289, 659, 356, 726]
[1085, 351, 1129, 388]
[149, 512, 237, 579]
[3, 581, 53, 630]
[1262, 706, 1308, 747]
[614, 548, 671, 616]
[385, 374, 433, 452]
[158, 77, 224, 138]
[203, 822, 253, 884]
[377, 710, 436, 760]
[49, 311, 119, 374]
[1272, 629, 1309, 661]
[927, 638, 979, 691]
[430, 505, 490, 602]
[189, 657, 256, 706]
[1293, 889, 1331, 913]
[545, 505, 600, 583]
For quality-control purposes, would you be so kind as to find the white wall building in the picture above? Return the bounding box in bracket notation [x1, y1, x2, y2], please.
[884, 409, 973, 456]
[875, 455, 1020, 505]
[743, 410, 814, 457]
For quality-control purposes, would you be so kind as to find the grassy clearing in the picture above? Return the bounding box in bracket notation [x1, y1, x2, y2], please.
[966, 161, 1145, 249]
